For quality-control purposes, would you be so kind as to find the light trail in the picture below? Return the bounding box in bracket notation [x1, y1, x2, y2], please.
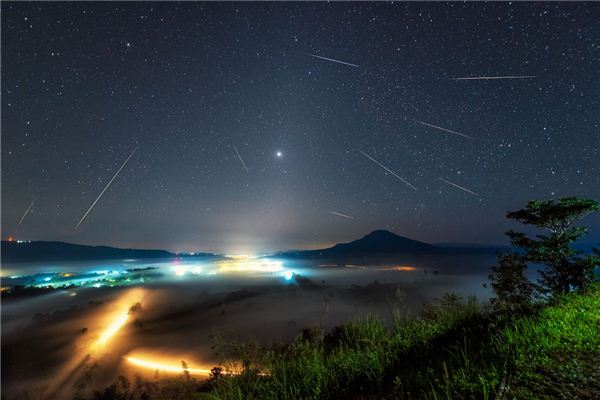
[357, 149, 417, 190]
[91, 289, 144, 350]
[307, 54, 360, 68]
[126, 356, 214, 375]
[438, 177, 479, 196]
[75, 147, 138, 229]
[232, 144, 249, 173]
[451, 75, 536, 81]
[126, 355, 270, 376]
[410, 119, 471, 139]
[94, 312, 130, 347]
[17, 199, 35, 228]
[328, 211, 354, 220]
[377, 265, 417, 271]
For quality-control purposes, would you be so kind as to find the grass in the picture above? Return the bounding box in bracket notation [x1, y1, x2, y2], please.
[81, 284, 599, 399]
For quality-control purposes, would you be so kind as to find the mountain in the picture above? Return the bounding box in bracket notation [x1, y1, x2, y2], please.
[275, 230, 505, 259]
[329, 230, 435, 254]
[1, 241, 181, 263]
[1, 231, 512, 264]
[278, 230, 436, 258]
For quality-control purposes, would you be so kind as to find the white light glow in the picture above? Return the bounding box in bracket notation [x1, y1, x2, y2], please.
[283, 270, 294, 280]
[217, 259, 284, 274]
[191, 266, 203, 275]
[172, 265, 190, 276]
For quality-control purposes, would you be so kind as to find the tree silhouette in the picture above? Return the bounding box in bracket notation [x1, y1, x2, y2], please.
[491, 197, 599, 307]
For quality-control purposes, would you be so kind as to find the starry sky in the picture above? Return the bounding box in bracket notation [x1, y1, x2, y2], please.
[2, 2, 600, 254]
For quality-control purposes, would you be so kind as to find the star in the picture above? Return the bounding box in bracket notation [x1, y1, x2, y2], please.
[276, 151, 283, 158]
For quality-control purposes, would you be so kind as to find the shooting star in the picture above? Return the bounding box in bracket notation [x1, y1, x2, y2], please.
[328, 211, 354, 220]
[357, 149, 417, 190]
[410, 119, 471, 139]
[75, 147, 138, 229]
[232, 144, 249, 173]
[307, 54, 360, 68]
[438, 177, 479, 196]
[17, 199, 36, 228]
[451, 75, 536, 81]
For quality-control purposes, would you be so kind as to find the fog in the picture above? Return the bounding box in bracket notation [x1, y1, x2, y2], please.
[1, 254, 495, 399]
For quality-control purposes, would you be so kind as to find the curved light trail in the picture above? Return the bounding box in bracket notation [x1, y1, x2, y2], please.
[125, 356, 215, 375]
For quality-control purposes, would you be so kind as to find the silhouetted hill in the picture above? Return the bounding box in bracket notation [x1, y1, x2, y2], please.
[330, 230, 434, 253]
[276, 230, 504, 259]
[0, 241, 180, 263]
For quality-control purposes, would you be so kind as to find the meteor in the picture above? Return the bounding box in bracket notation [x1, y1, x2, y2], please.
[17, 199, 35, 228]
[307, 54, 360, 68]
[75, 147, 138, 229]
[451, 75, 536, 81]
[357, 149, 417, 190]
[410, 119, 471, 139]
[232, 144, 249, 173]
[328, 211, 354, 220]
[438, 177, 479, 196]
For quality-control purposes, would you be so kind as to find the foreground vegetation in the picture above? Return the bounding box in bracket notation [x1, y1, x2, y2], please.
[85, 197, 599, 399]
[88, 283, 599, 400]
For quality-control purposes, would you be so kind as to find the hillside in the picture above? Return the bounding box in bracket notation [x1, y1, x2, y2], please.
[87, 284, 600, 399]
[0, 240, 176, 263]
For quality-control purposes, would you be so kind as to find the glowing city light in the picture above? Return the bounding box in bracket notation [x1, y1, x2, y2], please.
[217, 258, 284, 274]
[283, 270, 294, 280]
[226, 254, 252, 260]
[191, 266, 203, 275]
[172, 265, 190, 276]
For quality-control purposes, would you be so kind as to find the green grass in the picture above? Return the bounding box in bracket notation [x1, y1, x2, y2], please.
[85, 285, 600, 400]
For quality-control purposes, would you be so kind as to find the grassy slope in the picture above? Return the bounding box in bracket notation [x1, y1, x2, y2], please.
[89, 285, 600, 400]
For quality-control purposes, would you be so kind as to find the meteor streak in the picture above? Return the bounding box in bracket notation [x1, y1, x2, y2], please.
[410, 119, 471, 139]
[75, 147, 138, 229]
[17, 199, 35, 228]
[328, 211, 354, 220]
[357, 149, 417, 190]
[232, 144, 249, 172]
[307, 54, 360, 68]
[438, 177, 479, 196]
[451, 75, 536, 81]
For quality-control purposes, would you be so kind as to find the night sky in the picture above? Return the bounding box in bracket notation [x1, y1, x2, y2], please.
[2, 2, 600, 254]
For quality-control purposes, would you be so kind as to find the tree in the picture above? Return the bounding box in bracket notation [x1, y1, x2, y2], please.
[489, 252, 536, 310]
[491, 197, 599, 305]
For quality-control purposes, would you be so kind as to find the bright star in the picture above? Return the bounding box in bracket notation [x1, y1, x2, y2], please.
[276, 151, 283, 158]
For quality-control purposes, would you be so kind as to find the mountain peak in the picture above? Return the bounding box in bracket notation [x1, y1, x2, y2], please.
[329, 229, 434, 254]
[363, 230, 400, 239]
